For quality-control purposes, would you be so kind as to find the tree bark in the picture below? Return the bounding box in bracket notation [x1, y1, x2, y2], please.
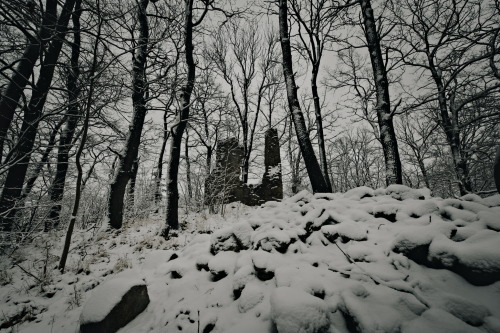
[185, 127, 192, 199]
[107, 0, 149, 229]
[0, 0, 58, 161]
[427, 60, 471, 195]
[311, 68, 333, 192]
[163, 0, 196, 235]
[359, 0, 402, 186]
[0, 0, 78, 231]
[494, 146, 500, 194]
[155, 111, 169, 206]
[47, 0, 82, 230]
[127, 159, 139, 208]
[417, 157, 431, 189]
[58, 0, 101, 271]
[278, 0, 329, 193]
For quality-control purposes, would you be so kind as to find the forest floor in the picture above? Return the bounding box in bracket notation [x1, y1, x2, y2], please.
[1, 185, 500, 333]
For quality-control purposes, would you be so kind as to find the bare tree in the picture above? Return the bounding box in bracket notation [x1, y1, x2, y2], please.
[329, 128, 384, 191]
[108, 0, 150, 229]
[162, 0, 200, 235]
[399, 112, 441, 189]
[59, 1, 103, 272]
[207, 21, 281, 183]
[189, 64, 232, 209]
[287, 0, 346, 192]
[277, 0, 330, 193]
[0, 0, 58, 159]
[389, 0, 500, 194]
[359, 0, 402, 186]
[47, 0, 83, 229]
[0, 0, 78, 231]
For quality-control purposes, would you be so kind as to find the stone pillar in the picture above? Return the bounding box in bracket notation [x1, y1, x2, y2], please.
[204, 132, 283, 207]
[205, 138, 244, 206]
[216, 138, 243, 185]
[260, 128, 283, 201]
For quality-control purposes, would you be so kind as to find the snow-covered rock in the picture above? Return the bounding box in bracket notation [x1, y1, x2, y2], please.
[80, 273, 149, 333]
[270, 287, 330, 333]
[5, 186, 500, 333]
[401, 308, 482, 333]
[428, 231, 500, 285]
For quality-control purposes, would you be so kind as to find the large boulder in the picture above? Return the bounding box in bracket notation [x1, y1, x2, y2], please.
[80, 275, 149, 333]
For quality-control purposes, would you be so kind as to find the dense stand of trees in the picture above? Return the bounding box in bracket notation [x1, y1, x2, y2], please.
[0, 0, 498, 242]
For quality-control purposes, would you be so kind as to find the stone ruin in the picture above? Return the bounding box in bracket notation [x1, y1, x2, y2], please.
[205, 128, 283, 207]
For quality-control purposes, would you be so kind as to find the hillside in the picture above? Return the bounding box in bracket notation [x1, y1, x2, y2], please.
[1, 185, 500, 333]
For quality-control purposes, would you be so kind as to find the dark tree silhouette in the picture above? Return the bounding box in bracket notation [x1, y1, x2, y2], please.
[108, 0, 150, 229]
[278, 0, 330, 193]
[0, 0, 78, 231]
[359, 0, 402, 186]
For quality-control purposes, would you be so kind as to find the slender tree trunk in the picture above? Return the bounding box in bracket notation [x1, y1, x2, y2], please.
[155, 111, 169, 206]
[163, 0, 196, 236]
[431, 69, 471, 195]
[185, 128, 192, 199]
[0, 0, 78, 231]
[278, 0, 329, 193]
[47, 0, 82, 230]
[0, 0, 58, 161]
[58, 1, 101, 271]
[416, 155, 431, 189]
[241, 120, 249, 183]
[311, 68, 332, 192]
[494, 146, 500, 194]
[20, 117, 66, 201]
[205, 146, 212, 183]
[127, 159, 139, 208]
[107, 0, 149, 229]
[202, 104, 213, 202]
[360, 0, 402, 186]
[58, 71, 91, 274]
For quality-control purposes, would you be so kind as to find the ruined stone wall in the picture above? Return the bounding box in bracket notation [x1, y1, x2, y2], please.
[205, 128, 283, 207]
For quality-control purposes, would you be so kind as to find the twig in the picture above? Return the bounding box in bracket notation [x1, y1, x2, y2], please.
[333, 241, 430, 308]
[13, 263, 42, 283]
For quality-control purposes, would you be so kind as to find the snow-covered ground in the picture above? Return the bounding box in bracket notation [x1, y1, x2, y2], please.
[1, 185, 500, 333]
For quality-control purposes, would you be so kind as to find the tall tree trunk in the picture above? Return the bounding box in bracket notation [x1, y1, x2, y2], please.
[360, 0, 402, 186]
[0, 0, 59, 161]
[47, 0, 82, 230]
[202, 103, 213, 202]
[185, 127, 192, 199]
[428, 63, 471, 195]
[58, 1, 101, 272]
[241, 120, 249, 184]
[494, 146, 500, 194]
[127, 159, 139, 208]
[417, 157, 431, 189]
[205, 146, 212, 184]
[107, 0, 149, 229]
[311, 67, 333, 192]
[163, 0, 196, 236]
[155, 111, 169, 206]
[0, 0, 78, 231]
[278, 0, 329, 193]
